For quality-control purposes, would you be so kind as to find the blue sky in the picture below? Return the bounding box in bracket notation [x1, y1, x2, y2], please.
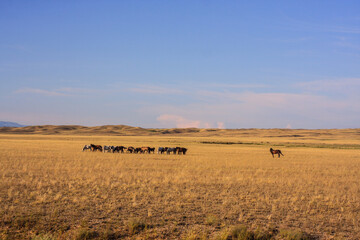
[1, 1, 360, 128]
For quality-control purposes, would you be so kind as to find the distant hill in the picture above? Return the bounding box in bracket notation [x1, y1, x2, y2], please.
[0, 124, 203, 136]
[0, 124, 359, 140]
[0, 121, 25, 127]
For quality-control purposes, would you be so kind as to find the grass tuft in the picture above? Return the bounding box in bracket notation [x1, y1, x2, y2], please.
[127, 218, 147, 235]
[229, 225, 255, 240]
[205, 214, 220, 226]
[279, 229, 314, 240]
[226, 225, 278, 240]
[32, 233, 56, 240]
[13, 215, 38, 230]
[75, 228, 99, 240]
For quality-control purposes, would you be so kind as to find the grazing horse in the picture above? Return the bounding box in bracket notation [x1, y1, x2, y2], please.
[140, 147, 150, 153]
[176, 147, 187, 155]
[82, 145, 91, 151]
[113, 146, 127, 153]
[167, 148, 177, 154]
[270, 148, 284, 158]
[127, 146, 135, 153]
[90, 144, 103, 152]
[158, 147, 168, 154]
[148, 147, 155, 154]
[103, 145, 114, 153]
[135, 147, 144, 153]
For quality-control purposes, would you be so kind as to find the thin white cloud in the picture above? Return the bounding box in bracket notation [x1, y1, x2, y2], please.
[157, 114, 201, 128]
[10, 77, 360, 128]
[282, 19, 360, 34]
[334, 39, 360, 51]
[14, 88, 70, 97]
[14, 87, 107, 97]
[156, 114, 225, 129]
[277, 37, 314, 43]
[197, 90, 318, 106]
[128, 85, 184, 95]
[150, 86, 360, 128]
[206, 83, 269, 89]
[327, 26, 360, 34]
[57, 87, 104, 94]
[295, 78, 360, 94]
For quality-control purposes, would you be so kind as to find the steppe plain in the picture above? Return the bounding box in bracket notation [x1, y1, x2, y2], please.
[1, 125, 360, 239]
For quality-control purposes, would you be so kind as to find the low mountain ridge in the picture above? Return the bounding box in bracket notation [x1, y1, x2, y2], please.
[0, 121, 25, 127]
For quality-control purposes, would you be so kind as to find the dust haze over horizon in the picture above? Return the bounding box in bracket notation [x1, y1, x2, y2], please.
[1, 1, 360, 129]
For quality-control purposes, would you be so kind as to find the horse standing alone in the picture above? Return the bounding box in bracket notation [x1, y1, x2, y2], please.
[270, 148, 284, 158]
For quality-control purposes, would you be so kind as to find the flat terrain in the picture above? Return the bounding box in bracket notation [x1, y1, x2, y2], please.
[1, 127, 360, 239]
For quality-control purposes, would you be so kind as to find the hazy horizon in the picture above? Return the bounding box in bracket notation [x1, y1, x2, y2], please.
[1, 1, 360, 129]
[2, 120, 360, 130]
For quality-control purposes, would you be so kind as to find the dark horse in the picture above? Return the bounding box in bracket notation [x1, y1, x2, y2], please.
[176, 147, 187, 155]
[113, 146, 127, 153]
[270, 148, 284, 158]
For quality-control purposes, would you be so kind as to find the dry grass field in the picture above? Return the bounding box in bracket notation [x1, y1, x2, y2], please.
[1, 127, 360, 239]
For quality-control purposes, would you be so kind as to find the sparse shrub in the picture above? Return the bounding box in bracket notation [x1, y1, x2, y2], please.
[253, 227, 276, 240]
[75, 228, 99, 240]
[215, 228, 232, 240]
[228, 225, 276, 240]
[279, 229, 313, 240]
[127, 218, 147, 235]
[58, 224, 71, 233]
[32, 233, 56, 240]
[230, 225, 255, 240]
[13, 215, 37, 230]
[205, 214, 219, 226]
[98, 228, 117, 240]
[183, 230, 207, 240]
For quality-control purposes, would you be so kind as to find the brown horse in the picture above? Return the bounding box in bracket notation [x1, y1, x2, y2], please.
[140, 147, 150, 153]
[90, 144, 103, 152]
[270, 148, 284, 158]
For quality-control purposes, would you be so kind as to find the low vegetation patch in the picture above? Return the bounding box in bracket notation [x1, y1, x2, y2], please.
[226, 225, 276, 240]
[205, 215, 220, 226]
[126, 218, 148, 235]
[278, 229, 315, 240]
[33, 233, 56, 240]
[75, 228, 99, 240]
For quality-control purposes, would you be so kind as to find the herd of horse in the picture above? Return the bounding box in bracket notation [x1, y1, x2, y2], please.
[83, 144, 188, 155]
[83, 144, 283, 158]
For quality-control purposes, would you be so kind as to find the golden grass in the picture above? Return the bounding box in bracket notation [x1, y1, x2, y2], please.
[1, 131, 360, 239]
